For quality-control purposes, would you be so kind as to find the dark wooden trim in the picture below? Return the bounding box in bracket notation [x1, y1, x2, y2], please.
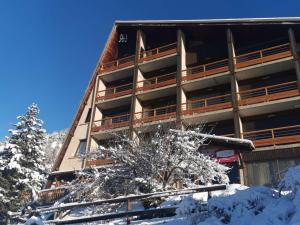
[243, 147, 300, 162]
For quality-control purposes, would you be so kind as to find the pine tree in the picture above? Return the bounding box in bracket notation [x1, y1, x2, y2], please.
[0, 103, 46, 213]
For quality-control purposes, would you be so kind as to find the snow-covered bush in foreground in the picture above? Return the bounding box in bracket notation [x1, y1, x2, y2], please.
[198, 165, 300, 225]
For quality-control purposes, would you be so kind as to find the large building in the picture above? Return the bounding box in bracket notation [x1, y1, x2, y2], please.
[50, 18, 300, 187]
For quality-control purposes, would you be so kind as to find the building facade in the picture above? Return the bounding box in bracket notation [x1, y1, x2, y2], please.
[51, 18, 300, 187]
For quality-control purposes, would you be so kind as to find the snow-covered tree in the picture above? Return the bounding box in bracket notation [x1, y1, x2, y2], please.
[107, 126, 229, 192]
[0, 103, 46, 213]
[71, 125, 229, 202]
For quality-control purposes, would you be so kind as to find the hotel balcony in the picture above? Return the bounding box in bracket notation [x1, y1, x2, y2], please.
[183, 59, 229, 81]
[138, 43, 177, 72]
[85, 158, 114, 167]
[182, 59, 231, 91]
[238, 81, 300, 117]
[243, 124, 300, 148]
[134, 104, 177, 126]
[97, 55, 135, 75]
[137, 72, 176, 92]
[235, 43, 294, 80]
[182, 94, 233, 123]
[91, 113, 130, 139]
[96, 83, 133, 102]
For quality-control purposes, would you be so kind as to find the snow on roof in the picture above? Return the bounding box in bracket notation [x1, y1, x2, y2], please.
[199, 133, 255, 152]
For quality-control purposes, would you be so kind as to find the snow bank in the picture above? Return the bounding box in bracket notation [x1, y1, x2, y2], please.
[199, 165, 300, 225]
[24, 216, 44, 225]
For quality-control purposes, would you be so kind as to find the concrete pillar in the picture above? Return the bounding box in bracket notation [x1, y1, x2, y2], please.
[227, 29, 245, 185]
[84, 75, 100, 168]
[129, 29, 144, 139]
[136, 68, 145, 91]
[176, 29, 186, 130]
[288, 28, 300, 91]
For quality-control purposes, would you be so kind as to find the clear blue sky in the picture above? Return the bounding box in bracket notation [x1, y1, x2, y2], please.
[0, 0, 299, 138]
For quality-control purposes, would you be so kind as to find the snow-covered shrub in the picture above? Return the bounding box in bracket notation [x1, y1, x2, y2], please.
[279, 165, 300, 196]
[197, 166, 300, 225]
[207, 186, 274, 223]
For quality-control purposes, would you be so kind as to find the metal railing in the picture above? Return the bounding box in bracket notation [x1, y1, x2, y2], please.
[139, 42, 177, 63]
[137, 72, 176, 91]
[182, 94, 232, 115]
[182, 59, 229, 81]
[92, 114, 130, 132]
[134, 104, 177, 124]
[97, 55, 135, 74]
[96, 83, 133, 101]
[11, 185, 226, 224]
[235, 43, 292, 69]
[238, 81, 299, 106]
[243, 124, 300, 147]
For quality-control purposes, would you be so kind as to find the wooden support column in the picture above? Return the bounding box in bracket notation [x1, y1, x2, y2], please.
[288, 28, 300, 91]
[227, 29, 242, 138]
[176, 29, 186, 130]
[129, 29, 144, 139]
[227, 29, 245, 185]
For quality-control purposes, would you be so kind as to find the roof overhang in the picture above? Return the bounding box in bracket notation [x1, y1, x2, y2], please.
[115, 17, 300, 26]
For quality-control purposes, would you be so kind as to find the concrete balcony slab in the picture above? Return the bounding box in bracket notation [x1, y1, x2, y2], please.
[138, 54, 177, 73]
[236, 57, 294, 81]
[239, 96, 300, 117]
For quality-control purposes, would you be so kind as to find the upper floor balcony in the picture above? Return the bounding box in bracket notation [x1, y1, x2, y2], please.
[138, 42, 177, 63]
[238, 81, 299, 106]
[243, 124, 300, 148]
[98, 55, 135, 74]
[92, 113, 131, 133]
[182, 94, 232, 116]
[137, 72, 177, 92]
[134, 104, 176, 125]
[235, 43, 292, 69]
[182, 59, 229, 82]
[96, 83, 133, 102]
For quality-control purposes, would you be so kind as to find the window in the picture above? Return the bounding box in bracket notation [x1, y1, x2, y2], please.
[76, 140, 87, 156]
[85, 108, 92, 123]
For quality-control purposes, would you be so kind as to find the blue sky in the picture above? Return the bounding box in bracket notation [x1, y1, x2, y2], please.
[0, 0, 299, 138]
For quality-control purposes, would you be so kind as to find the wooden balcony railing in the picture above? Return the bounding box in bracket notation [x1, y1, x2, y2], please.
[92, 114, 130, 132]
[238, 81, 299, 106]
[98, 55, 135, 74]
[235, 43, 292, 69]
[85, 159, 114, 167]
[38, 187, 68, 202]
[182, 59, 229, 81]
[243, 124, 300, 147]
[137, 72, 176, 91]
[182, 94, 232, 115]
[139, 42, 177, 63]
[134, 105, 177, 124]
[96, 83, 133, 101]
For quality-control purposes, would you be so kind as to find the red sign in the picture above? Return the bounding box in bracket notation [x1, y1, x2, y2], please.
[215, 150, 238, 163]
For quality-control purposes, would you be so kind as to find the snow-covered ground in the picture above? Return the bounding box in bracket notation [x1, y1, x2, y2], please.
[25, 165, 300, 225]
